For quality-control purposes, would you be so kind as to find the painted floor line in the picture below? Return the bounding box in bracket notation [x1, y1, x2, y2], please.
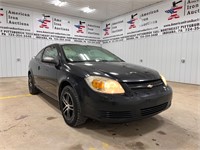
[0, 94, 32, 100]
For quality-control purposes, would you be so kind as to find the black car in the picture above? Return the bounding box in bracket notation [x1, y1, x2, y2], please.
[28, 44, 172, 127]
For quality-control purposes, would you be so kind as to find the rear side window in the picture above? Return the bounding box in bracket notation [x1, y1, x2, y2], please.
[42, 46, 58, 59]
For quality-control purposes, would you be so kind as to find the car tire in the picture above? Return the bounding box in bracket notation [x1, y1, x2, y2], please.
[60, 86, 87, 127]
[28, 74, 40, 95]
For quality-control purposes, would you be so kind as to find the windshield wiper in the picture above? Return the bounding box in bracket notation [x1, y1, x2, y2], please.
[98, 60, 122, 62]
[98, 60, 110, 62]
[71, 60, 97, 63]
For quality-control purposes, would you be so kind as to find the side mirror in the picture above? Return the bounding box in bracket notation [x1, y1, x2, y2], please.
[43, 57, 59, 66]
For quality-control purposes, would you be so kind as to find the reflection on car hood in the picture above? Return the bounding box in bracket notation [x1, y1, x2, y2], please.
[70, 62, 160, 82]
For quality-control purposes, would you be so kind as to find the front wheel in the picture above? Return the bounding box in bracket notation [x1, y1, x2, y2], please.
[28, 74, 39, 95]
[60, 86, 87, 127]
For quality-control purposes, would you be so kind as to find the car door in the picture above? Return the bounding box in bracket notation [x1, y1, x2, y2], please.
[30, 49, 45, 87]
[38, 45, 59, 98]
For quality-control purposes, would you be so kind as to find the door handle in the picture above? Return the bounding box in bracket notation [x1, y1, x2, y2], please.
[38, 66, 40, 70]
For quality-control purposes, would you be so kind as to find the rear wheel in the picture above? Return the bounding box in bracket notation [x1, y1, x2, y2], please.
[60, 86, 87, 127]
[28, 74, 39, 95]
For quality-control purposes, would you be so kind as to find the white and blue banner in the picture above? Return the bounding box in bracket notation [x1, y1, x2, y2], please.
[0, 0, 199, 44]
[103, 0, 200, 43]
[0, 4, 102, 44]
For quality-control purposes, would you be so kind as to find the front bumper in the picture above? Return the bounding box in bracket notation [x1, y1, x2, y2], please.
[82, 85, 172, 123]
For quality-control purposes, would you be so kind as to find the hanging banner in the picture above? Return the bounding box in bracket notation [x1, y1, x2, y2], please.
[0, 5, 33, 38]
[103, 0, 200, 43]
[33, 12, 72, 41]
[1, 1, 200, 44]
[73, 20, 101, 38]
[72, 19, 102, 44]
[102, 16, 125, 42]
[0, 4, 102, 44]
[125, 7, 160, 40]
[160, 0, 200, 35]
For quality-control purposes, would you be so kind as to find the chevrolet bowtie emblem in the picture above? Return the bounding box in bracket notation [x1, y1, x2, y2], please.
[147, 84, 153, 88]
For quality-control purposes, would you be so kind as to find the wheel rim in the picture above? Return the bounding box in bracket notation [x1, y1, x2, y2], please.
[62, 92, 74, 121]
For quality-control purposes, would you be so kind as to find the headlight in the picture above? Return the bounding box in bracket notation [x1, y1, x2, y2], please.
[85, 76, 125, 94]
[160, 75, 167, 86]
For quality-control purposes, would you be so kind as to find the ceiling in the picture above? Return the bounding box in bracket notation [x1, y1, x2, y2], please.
[0, 0, 165, 21]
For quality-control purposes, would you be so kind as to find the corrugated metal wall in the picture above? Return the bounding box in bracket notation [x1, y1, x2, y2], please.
[103, 31, 200, 85]
[0, 36, 54, 77]
[0, 36, 100, 77]
[1, 31, 199, 85]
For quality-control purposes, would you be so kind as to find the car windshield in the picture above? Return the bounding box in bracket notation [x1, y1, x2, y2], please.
[62, 45, 123, 62]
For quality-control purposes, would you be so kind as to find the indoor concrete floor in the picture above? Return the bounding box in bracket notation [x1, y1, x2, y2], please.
[0, 77, 199, 150]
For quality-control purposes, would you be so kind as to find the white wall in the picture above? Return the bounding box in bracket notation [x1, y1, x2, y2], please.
[1, 30, 199, 85]
[0, 36, 54, 77]
[103, 30, 200, 85]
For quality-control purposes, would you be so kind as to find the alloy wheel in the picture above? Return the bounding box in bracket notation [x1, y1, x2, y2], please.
[62, 92, 74, 121]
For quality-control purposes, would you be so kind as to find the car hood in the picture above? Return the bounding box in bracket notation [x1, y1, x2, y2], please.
[70, 62, 160, 82]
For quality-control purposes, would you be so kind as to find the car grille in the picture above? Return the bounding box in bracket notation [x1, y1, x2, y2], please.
[126, 79, 164, 90]
[99, 111, 133, 119]
[141, 102, 168, 116]
[99, 103, 168, 119]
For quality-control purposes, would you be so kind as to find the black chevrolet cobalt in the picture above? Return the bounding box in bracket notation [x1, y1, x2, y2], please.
[28, 44, 172, 127]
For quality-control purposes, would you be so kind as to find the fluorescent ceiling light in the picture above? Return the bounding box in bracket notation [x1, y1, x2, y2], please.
[52, 0, 67, 7]
[81, 7, 96, 13]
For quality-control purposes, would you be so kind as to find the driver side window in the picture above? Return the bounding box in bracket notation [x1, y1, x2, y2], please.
[42, 46, 58, 60]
